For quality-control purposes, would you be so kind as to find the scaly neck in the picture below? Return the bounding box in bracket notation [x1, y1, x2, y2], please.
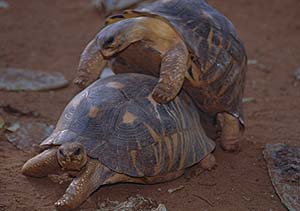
[127, 17, 180, 54]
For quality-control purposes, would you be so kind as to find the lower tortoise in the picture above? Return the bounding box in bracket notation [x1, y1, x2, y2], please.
[22, 73, 216, 211]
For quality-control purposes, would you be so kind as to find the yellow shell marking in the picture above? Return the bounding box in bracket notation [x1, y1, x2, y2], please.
[122, 111, 137, 124]
[130, 150, 143, 176]
[105, 81, 125, 89]
[88, 106, 100, 118]
[144, 123, 162, 174]
[144, 123, 160, 142]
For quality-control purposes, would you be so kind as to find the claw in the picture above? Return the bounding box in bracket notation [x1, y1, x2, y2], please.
[152, 91, 170, 104]
[73, 75, 91, 90]
[55, 194, 75, 211]
[152, 86, 176, 104]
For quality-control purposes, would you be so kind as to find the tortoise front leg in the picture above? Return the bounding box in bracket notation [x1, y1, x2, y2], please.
[55, 159, 114, 211]
[152, 42, 189, 104]
[74, 38, 107, 89]
[22, 148, 60, 177]
[217, 112, 242, 152]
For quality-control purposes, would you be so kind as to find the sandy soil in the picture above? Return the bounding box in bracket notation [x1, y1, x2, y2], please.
[0, 0, 299, 210]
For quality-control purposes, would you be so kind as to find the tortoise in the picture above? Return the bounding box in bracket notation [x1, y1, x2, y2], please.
[74, 0, 247, 152]
[22, 73, 216, 211]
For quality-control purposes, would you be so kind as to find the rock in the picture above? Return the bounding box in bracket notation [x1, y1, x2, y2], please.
[6, 122, 20, 132]
[263, 144, 300, 211]
[93, 0, 153, 15]
[98, 195, 166, 211]
[0, 68, 69, 91]
[0, 0, 9, 9]
[5, 121, 54, 151]
[294, 68, 300, 81]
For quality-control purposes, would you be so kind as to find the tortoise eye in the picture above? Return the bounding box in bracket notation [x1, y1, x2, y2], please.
[103, 36, 115, 48]
[73, 148, 81, 156]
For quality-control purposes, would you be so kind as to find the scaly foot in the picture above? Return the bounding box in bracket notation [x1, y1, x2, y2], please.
[152, 82, 176, 104]
[217, 113, 242, 153]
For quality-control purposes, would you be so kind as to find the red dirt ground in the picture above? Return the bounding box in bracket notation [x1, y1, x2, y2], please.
[0, 0, 299, 210]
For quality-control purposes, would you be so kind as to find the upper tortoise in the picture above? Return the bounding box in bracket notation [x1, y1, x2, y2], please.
[22, 73, 216, 211]
[74, 0, 247, 152]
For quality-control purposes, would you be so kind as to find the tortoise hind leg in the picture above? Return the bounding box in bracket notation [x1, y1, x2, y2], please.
[217, 112, 242, 152]
[22, 148, 60, 177]
[152, 41, 189, 104]
[55, 159, 114, 211]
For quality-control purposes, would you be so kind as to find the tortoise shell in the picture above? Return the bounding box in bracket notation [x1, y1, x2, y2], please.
[106, 0, 247, 128]
[42, 73, 215, 177]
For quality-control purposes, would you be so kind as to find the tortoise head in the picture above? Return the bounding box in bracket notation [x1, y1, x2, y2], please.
[57, 142, 88, 171]
[97, 18, 147, 58]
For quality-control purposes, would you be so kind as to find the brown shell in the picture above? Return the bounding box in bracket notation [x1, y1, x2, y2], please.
[42, 74, 215, 177]
[107, 0, 247, 129]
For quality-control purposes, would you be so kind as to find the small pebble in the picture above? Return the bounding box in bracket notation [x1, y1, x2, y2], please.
[167, 185, 184, 194]
[242, 196, 251, 201]
[247, 59, 258, 65]
[242, 97, 256, 103]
